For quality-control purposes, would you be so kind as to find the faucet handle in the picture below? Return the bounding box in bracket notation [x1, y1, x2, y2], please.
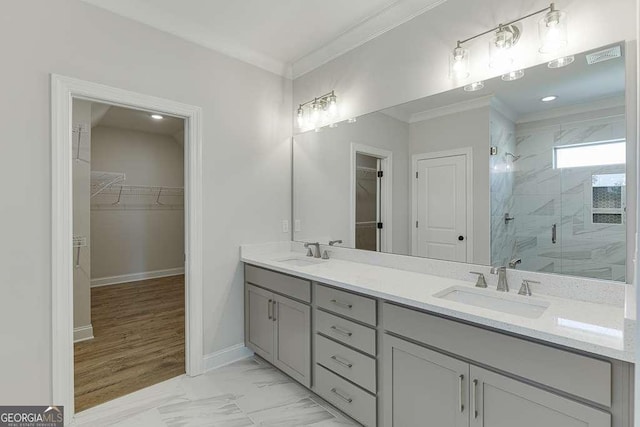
[306, 247, 314, 257]
[469, 272, 487, 288]
[518, 279, 539, 296]
[322, 250, 330, 259]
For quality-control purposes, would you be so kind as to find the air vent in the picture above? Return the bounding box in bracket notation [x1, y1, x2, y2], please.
[586, 45, 622, 65]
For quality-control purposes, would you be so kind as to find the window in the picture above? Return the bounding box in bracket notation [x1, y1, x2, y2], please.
[554, 139, 626, 169]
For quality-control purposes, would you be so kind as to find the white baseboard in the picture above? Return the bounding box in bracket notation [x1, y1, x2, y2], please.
[74, 324, 94, 343]
[204, 344, 254, 372]
[91, 267, 185, 287]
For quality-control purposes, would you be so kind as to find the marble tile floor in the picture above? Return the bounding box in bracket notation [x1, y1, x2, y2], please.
[73, 356, 360, 427]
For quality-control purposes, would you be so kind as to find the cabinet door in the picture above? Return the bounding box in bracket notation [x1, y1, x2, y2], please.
[247, 285, 275, 362]
[383, 334, 469, 427]
[273, 294, 311, 387]
[470, 366, 611, 427]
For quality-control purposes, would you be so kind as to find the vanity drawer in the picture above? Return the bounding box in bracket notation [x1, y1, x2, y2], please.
[383, 303, 612, 407]
[315, 364, 377, 427]
[316, 310, 376, 355]
[315, 334, 377, 393]
[315, 284, 376, 326]
[245, 265, 310, 303]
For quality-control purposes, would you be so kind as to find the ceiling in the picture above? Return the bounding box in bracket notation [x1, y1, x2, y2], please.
[92, 103, 184, 141]
[80, 0, 447, 78]
[381, 43, 626, 124]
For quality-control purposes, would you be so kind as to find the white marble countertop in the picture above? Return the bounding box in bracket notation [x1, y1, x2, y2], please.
[242, 248, 634, 363]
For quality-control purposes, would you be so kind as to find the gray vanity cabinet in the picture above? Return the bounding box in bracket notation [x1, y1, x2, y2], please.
[247, 284, 275, 360]
[470, 366, 611, 427]
[383, 334, 470, 427]
[246, 283, 311, 387]
[383, 334, 611, 427]
[272, 293, 311, 387]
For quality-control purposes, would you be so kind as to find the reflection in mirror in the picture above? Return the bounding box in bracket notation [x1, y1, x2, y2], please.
[293, 43, 630, 282]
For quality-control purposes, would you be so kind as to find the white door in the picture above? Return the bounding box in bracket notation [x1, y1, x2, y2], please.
[416, 154, 467, 261]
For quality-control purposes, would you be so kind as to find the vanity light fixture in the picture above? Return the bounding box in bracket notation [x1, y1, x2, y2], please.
[541, 95, 558, 102]
[449, 42, 470, 80]
[502, 69, 525, 81]
[150, 114, 164, 120]
[451, 3, 570, 81]
[296, 90, 338, 129]
[464, 81, 485, 92]
[538, 3, 568, 54]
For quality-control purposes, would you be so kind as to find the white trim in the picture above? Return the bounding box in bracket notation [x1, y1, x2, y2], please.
[408, 96, 492, 124]
[51, 74, 204, 424]
[350, 143, 393, 252]
[292, 0, 448, 78]
[73, 324, 94, 343]
[204, 344, 254, 372]
[411, 147, 474, 262]
[91, 267, 185, 287]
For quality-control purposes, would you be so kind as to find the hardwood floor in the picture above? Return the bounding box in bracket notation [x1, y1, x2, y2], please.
[74, 275, 185, 412]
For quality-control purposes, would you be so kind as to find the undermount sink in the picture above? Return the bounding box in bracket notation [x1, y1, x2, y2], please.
[433, 286, 550, 319]
[275, 256, 325, 267]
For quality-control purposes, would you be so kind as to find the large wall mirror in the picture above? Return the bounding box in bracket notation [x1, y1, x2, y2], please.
[293, 42, 632, 283]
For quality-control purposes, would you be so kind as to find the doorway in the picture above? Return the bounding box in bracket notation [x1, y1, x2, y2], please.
[412, 148, 473, 262]
[72, 101, 187, 411]
[52, 75, 204, 421]
[350, 143, 393, 252]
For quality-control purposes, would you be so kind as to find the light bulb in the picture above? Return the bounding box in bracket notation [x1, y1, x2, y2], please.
[489, 27, 516, 70]
[311, 101, 320, 126]
[449, 45, 470, 80]
[297, 106, 305, 128]
[327, 93, 338, 117]
[539, 8, 568, 54]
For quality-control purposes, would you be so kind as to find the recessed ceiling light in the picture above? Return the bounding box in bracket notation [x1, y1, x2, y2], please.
[541, 95, 557, 102]
[151, 114, 164, 120]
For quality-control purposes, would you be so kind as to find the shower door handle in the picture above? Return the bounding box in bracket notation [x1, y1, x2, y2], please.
[552, 224, 557, 244]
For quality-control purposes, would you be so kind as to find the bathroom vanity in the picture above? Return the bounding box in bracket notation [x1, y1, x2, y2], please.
[243, 245, 634, 427]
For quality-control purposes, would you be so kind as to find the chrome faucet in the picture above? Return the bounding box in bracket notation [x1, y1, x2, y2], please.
[329, 240, 343, 246]
[304, 242, 321, 258]
[508, 258, 522, 269]
[490, 266, 509, 292]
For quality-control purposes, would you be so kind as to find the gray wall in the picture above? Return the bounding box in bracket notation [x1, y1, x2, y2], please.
[0, 0, 291, 404]
[294, 111, 411, 254]
[409, 107, 491, 264]
[90, 125, 185, 280]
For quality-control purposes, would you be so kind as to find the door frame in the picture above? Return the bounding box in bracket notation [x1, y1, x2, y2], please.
[51, 74, 204, 420]
[411, 147, 473, 261]
[350, 143, 393, 252]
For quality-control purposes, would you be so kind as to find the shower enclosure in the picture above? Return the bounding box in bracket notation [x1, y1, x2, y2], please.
[490, 112, 627, 282]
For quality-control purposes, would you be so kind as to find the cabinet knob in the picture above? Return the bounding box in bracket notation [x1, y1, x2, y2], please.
[458, 235, 465, 241]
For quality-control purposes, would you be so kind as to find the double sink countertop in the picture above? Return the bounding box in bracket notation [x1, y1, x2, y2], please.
[241, 247, 634, 363]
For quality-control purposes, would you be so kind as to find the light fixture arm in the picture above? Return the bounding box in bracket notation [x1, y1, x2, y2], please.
[457, 3, 555, 47]
[298, 90, 336, 109]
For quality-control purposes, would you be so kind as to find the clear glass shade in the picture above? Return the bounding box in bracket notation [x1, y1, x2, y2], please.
[449, 46, 470, 79]
[489, 28, 515, 70]
[539, 10, 568, 54]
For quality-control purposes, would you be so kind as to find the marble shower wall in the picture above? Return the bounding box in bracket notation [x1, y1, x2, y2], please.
[490, 108, 517, 267]
[511, 109, 627, 282]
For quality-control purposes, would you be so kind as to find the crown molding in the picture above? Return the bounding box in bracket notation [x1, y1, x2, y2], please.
[291, 0, 448, 79]
[516, 95, 626, 124]
[409, 95, 493, 123]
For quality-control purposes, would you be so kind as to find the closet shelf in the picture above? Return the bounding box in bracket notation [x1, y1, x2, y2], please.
[91, 185, 184, 211]
[91, 171, 126, 198]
